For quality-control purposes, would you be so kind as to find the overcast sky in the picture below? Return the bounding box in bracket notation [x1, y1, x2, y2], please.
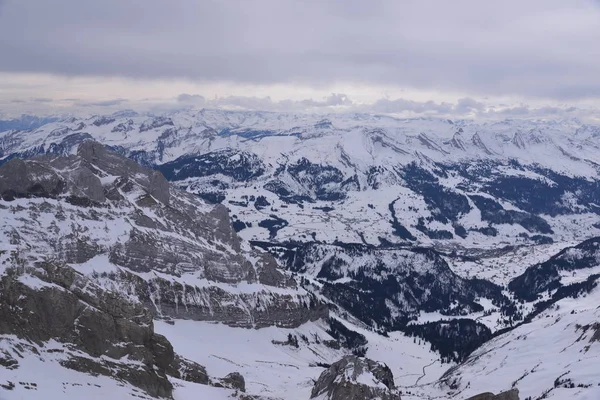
[1, 0, 600, 118]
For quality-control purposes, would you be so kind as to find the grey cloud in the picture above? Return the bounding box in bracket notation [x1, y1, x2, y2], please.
[370, 98, 454, 114]
[175, 93, 353, 111]
[1, 1, 600, 100]
[1, 91, 596, 121]
[177, 94, 206, 105]
[495, 106, 530, 116]
[77, 98, 128, 107]
[477, 104, 597, 119]
[123, 94, 600, 121]
[300, 93, 353, 107]
[454, 97, 485, 113]
[32, 98, 52, 103]
[213, 96, 276, 110]
[369, 96, 484, 116]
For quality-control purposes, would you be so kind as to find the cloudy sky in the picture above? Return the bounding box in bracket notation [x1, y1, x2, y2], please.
[1, 0, 600, 118]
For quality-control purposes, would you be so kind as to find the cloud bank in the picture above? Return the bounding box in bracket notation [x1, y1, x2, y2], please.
[1, 0, 600, 102]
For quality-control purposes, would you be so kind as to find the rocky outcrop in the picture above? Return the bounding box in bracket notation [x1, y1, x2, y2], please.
[0, 260, 221, 398]
[0, 141, 327, 329]
[0, 141, 169, 206]
[218, 372, 246, 392]
[465, 389, 519, 400]
[0, 262, 174, 398]
[0, 141, 329, 397]
[167, 354, 210, 385]
[98, 267, 328, 328]
[0, 157, 66, 200]
[77, 140, 170, 205]
[310, 356, 400, 400]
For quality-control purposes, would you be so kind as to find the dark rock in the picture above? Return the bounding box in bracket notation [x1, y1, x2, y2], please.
[0, 158, 65, 200]
[167, 355, 209, 385]
[77, 140, 170, 205]
[0, 262, 175, 398]
[509, 237, 600, 301]
[219, 372, 246, 392]
[310, 356, 399, 400]
[465, 389, 519, 400]
[465, 394, 495, 400]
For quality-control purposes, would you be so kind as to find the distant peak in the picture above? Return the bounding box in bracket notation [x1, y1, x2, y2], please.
[512, 131, 526, 149]
[472, 132, 494, 155]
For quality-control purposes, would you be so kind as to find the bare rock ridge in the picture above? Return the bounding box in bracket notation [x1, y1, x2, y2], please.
[0, 140, 168, 205]
[310, 355, 400, 400]
[77, 140, 171, 205]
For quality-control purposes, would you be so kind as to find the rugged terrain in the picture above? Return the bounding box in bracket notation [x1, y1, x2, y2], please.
[1, 110, 600, 399]
[3, 110, 600, 248]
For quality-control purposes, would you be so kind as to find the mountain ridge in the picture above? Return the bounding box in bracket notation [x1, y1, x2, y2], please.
[2, 112, 600, 399]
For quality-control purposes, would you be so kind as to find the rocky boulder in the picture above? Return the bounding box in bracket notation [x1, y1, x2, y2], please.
[167, 354, 210, 385]
[465, 389, 519, 400]
[310, 355, 400, 400]
[218, 372, 246, 392]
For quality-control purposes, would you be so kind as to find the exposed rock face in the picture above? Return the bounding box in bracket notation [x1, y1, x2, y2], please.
[0, 141, 326, 398]
[465, 389, 519, 400]
[0, 141, 326, 329]
[0, 157, 66, 201]
[0, 262, 174, 398]
[310, 356, 400, 400]
[77, 140, 170, 205]
[466, 393, 496, 400]
[102, 267, 328, 328]
[167, 355, 210, 385]
[0, 259, 238, 398]
[219, 372, 246, 392]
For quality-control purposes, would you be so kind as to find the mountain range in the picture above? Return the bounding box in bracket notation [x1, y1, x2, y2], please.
[0, 109, 599, 400]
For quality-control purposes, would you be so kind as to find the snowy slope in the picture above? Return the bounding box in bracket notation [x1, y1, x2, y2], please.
[3, 110, 600, 249]
[435, 284, 600, 400]
[154, 317, 452, 400]
[3, 111, 600, 399]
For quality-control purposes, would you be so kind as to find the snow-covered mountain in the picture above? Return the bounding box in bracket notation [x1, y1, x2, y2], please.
[2, 109, 600, 249]
[0, 114, 60, 133]
[1, 110, 600, 400]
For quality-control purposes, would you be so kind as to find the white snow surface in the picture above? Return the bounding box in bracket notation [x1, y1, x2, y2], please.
[3, 110, 600, 246]
[429, 286, 600, 400]
[2, 111, 600, 399]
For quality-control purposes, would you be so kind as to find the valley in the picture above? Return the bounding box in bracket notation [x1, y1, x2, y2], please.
[0, 110, 599, 399]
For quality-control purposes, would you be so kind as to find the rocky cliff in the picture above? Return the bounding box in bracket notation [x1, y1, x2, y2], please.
[0, 141, 327, 398]
[0, 141, 326, 328]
